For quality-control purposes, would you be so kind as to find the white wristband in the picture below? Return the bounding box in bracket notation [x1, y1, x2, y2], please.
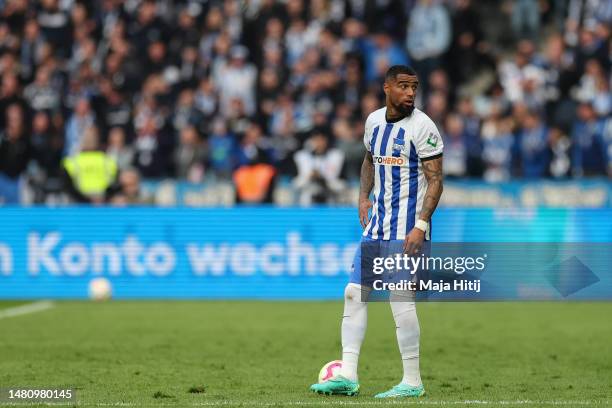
[415, 219, 428, 233]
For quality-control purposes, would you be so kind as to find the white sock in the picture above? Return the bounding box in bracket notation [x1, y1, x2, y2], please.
[340, 283, 370, 382]
[390, 292, 422, 387]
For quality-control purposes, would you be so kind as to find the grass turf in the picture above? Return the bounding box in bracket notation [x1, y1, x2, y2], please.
[0, 301, 611, 407]
[0, 301, 29, 310]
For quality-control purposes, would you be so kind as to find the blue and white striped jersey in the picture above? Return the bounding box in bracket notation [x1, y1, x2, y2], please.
[363, 107, 444, 241]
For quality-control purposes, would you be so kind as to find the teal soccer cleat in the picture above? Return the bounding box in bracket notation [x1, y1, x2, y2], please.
[374, 383, 425, 398]
[310, 376, 360, 396]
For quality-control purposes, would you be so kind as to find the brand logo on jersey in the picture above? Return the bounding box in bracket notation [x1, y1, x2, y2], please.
[373, 156, 405, 166]
[426, 133, 439, 147]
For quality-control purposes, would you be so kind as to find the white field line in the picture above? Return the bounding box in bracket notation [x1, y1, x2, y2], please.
[0, 301, 54, 320]
[89, 400, 608, 407]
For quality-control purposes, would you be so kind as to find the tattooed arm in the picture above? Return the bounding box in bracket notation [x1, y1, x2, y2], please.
[418, 155, 444, 222]
[404, 155, 443, 254]
[358, 151, 374, 228]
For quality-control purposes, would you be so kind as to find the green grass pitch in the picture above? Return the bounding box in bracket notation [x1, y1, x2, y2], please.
[0, 301, 611, 407]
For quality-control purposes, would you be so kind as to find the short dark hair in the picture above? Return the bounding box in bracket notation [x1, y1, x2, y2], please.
[385, 65, 417, 81]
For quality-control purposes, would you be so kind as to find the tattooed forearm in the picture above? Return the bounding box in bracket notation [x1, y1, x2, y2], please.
[420, 156, 444, 222]
[359, 152, 374, 200]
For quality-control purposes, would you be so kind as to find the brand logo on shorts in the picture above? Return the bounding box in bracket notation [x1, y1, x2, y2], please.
[373, 156, 406, 166]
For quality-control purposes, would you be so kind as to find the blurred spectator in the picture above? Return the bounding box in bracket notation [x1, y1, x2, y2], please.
[270, 92, 298, 139]
[132, 113, 173, 178]
[511, 0, 540, 40]
[447, 0, 494, 86]
[62, 127, 117, 204]
[294, 132, 345, 205]
[0, 104, 30, 203]
[216, 45, 257, 116]
[364, 31, 409, 84]
[37, 0, 71, 58]
[108, 168, 152, 206]
[481, 105, 514, 182]
[333, 118, 363, 179]
[517, 111, 549, 178]
[233, 122, 276, 203]
[406, 0, 451, 97]
[456, 97, 483, 177]
[0, 73, 26, 129]
[257, 67, 282, 122]
[592, 75, 611, 118]
[428, 69, 453, 105]
[572, 59, 611, 116]
[143, 41, 169, 78]
[236, 122, 273, 168]
[23, 66, 61, 113]
[565, 0, 612, 47]
[172, 89, 204, 136]
[294, 76, 335, 133]
[64, 96, 95, 157]
[442, 114, 468, 178]
[208, 119, 237, 179]
[176, 46, 204, 89]
[28, 110, 63, 202]
[19, 19, 44, 83]
[269, 126, 300, 177]
[360, 92, 381, 122]
[540, 33, 574, 127]
[286, 18, 308, 66]
[106, 127, 134, 171]
[174, 125, 206, 183]
[573, 25, 608, 74]
[169, 9, 201, 58]
[30, 110, 61, 172]
[97, 84, 133, 138]
[129, 0, 167, 59]
[571, 102, 608, 176]
[227, 98, 252, 137]
[498, 40, 547, 110]
[548, 126, 572, 178]
[335, 59, 365, 109]
[194, 78, 218, 120]
[363, 0, 406, 39]
[425, 91, 448, 129]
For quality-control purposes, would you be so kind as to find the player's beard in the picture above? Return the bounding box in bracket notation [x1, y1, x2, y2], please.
[397, 103, 415, 117]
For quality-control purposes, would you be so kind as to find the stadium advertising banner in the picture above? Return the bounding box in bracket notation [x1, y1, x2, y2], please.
[0, 207, 611, 300]
[143, 179, 612, 207]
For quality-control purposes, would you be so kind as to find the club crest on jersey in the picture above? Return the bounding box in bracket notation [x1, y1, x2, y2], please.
[373, 155, 406, 166]
[392, 137, 405, 152]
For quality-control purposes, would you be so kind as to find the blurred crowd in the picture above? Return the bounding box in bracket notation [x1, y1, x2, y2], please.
[0, 0, 611, 205]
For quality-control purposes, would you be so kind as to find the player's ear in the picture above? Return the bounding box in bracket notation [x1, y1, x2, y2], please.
[383, 81, 389, 96]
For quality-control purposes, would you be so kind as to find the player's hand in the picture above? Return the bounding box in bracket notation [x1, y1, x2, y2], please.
[404, 227, 425, 255]
[358, 198, 372, 228]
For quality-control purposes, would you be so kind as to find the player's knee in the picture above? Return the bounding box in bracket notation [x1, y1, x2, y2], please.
[344, 283, 360, 301]
[344, 283, 370, 303]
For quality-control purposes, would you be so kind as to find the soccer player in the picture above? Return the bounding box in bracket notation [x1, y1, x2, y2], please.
[310, 65, 444, 398]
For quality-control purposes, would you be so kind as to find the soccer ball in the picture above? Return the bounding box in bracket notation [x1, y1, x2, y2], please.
[318, 360, 343, 383]
[88, 278, 112, 301]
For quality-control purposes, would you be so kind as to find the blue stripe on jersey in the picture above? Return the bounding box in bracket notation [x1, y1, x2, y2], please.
[366, 126, 380, 238]
[369, 125, 379, 154]
[375, 124, 394, 238]
[406, 141, 418, 235]
[389, 128, 405, 239]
